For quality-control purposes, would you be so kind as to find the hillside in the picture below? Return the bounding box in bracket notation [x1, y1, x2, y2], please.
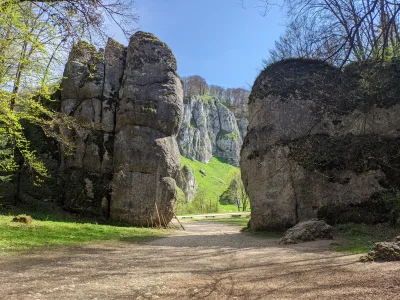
[176, 156, 241, 215]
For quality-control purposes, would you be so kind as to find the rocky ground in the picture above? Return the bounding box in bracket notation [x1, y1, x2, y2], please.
[0, 221, 399, 300]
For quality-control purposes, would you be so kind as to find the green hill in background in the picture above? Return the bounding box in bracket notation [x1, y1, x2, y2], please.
[176, 156, 242, 215]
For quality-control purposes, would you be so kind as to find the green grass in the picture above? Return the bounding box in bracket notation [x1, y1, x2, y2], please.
[194, 216, 250, 227]
[176, 156, 242, 215]
[331, 223, 398, 254]
[0, 214, 164, 255]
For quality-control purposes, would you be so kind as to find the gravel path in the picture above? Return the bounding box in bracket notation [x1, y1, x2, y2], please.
[0, 221, 399, 300]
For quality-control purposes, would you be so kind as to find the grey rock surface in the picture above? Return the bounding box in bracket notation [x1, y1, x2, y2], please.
[237, 117, 249, 141]
[175, 164, 198, 203]
[110, 32, 182, 226]
[241, 59, 400, 231]
[279, 220, 333, 245]
[60, 41, 113, 215]
[60, 32, 183, 225]
[177, 95, 243, 166]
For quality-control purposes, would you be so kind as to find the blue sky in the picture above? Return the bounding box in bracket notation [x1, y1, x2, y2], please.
[110, 0, 286, 89]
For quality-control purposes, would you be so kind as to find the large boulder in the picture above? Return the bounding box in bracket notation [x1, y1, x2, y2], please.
[241, 59, 400, 231]
[177, 95, 242, 166]
[279, 220, 333, 245]
[60, 32, 183, 225]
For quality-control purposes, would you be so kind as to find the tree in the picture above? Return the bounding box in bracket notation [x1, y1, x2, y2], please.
[258, 0, 400, 65]
[0, 0, 137, 184]
[1, 0, 138, 40]
[231, 88, 250, 108]
[182, 75, 208, 97]
[237, 176, 250, 212]
[209, 84, 225, 99]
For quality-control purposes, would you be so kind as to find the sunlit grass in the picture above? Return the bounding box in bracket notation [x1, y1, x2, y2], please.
[176, 156, 246, 214]
[331, 223, 398, 254]
[0, 214, 164, 254]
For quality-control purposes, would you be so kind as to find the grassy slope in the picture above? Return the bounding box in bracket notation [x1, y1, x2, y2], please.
[176, 156, 241, 215]
[0, 214, 163, 254]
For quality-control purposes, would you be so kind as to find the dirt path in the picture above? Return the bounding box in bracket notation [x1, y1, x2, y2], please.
[0, 221, 399, 300]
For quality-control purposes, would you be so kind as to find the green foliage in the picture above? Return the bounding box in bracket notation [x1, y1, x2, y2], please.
[176, 156, 241, 215]
[0, 2, 78, 185]
[221, 132, 239, 141]
[198, 94, 216, 104]
[0, 214, 164, 254]
[332, 223, 398, 254]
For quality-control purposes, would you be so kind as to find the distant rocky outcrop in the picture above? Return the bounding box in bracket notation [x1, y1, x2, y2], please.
[177, 95, 243, 166]
[175, 164, 198, 203]
[241, 59, 400, 231]
[60, 32, 183, 226]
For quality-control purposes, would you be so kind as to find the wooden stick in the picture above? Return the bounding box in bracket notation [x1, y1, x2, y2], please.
[174, 213, 185, 231]
[154, 202, 162, 228]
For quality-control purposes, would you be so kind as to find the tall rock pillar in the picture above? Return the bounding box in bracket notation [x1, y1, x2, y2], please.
[110, 32, 183, 226]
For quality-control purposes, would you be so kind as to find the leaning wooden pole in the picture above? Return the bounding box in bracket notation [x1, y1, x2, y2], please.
[174, 213, 185, 231]
[154, 202, 163, 228]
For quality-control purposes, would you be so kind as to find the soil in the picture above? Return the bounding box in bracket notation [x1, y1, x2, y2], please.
[0, 221, 399, 300]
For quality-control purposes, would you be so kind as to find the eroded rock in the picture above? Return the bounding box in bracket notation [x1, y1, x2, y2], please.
[60, 32, 183, 225]
[360, 237, 400, 262]
[279, 220, 333, 245]
[110, 32, 183, 226]
[177, 95, 242, 166]
[241, 59, 400, 231]
[175, 164, 198, 203]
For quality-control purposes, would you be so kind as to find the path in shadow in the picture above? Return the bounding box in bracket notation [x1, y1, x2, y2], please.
[0, 220, 399, 300]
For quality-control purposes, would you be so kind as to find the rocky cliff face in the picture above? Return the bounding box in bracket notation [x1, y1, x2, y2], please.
[60, 32, 183, 226]
[241, 59, 400, 231]
[177, 96, 243, 166]
[176, 164, 198, 203]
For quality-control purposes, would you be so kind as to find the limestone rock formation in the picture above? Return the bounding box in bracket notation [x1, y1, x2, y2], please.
[279, 220, 333, 245]
[176, 164, 198, 203]
[60, 40, 114, 216]
[60, 32, 183, 225]
[177, 95, 242, 166]
[237, 117, 249, 141]
[241, 59, 400, 231]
